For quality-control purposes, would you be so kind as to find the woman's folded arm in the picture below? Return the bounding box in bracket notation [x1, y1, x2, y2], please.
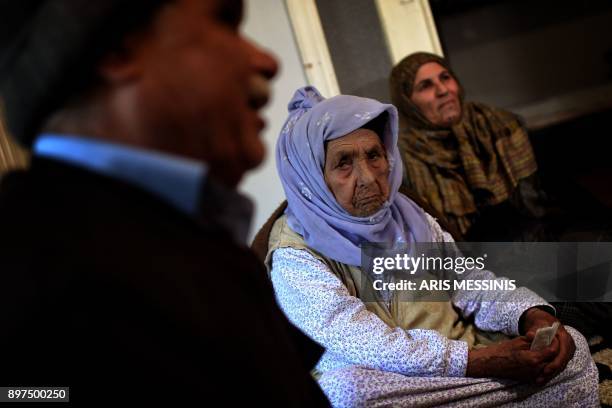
[271, 247, 468, 377]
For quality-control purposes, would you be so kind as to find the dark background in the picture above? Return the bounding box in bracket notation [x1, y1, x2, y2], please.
[315, 0, 612, 213]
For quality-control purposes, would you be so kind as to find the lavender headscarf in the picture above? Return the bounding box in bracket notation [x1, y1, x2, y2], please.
[276, 86, 432, 266]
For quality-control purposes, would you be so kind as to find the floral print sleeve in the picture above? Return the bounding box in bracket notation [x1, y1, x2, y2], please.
[271, 247, 468, 377]
[270, 214, 555, 378]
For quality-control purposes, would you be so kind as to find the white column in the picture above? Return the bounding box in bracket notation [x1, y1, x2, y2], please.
[284, 0, 340, 98]
[375, 0, 443, 63]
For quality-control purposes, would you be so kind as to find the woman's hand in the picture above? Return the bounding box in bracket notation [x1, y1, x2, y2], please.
[466, 333, 558, 382]
[520, 307, 576, 385]
[466, 307, 577, 384]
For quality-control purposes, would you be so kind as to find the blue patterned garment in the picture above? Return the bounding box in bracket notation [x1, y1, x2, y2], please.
[270, 215, 599, 407]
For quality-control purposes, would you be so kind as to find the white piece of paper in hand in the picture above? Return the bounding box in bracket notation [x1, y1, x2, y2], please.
[530, 322, 560, 351]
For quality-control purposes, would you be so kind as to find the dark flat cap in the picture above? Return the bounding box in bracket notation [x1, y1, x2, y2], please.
[0, 0, 167, 146]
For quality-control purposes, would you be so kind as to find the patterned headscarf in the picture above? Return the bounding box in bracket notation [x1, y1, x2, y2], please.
[276, 86, 432, 266]
[390, 52, 538, 235]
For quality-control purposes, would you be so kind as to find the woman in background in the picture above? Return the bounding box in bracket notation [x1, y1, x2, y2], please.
[390, 52, 549, 241]
[390, 52, 612, 343]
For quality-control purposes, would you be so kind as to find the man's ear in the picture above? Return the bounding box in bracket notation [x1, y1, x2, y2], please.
[97, 31, 151, 84]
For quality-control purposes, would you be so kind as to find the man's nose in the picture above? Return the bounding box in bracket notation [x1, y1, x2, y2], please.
[249, 42, 279, 80]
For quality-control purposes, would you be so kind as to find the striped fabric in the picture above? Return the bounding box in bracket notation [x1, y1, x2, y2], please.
[400, 101, 538, 236]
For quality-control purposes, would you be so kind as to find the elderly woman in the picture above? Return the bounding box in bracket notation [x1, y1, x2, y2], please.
[389, 52, 548, 240]
[266, 86, 598, 407]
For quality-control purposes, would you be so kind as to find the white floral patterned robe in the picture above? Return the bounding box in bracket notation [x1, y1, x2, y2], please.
[269, 214, 599, 407]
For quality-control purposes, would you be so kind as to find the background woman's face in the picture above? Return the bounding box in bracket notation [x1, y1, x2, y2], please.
[410, 62, 462, 127]
[323, 129, 390, 217]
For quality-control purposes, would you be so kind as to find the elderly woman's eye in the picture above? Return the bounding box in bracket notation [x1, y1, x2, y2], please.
[368, 151, 381, 160]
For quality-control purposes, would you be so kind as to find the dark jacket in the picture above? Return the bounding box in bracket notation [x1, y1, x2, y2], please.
[0, 157, 329, 406]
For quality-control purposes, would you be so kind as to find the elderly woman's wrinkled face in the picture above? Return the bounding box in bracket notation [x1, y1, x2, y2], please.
[410, 62, 461, 127]
[324, 129, 390, 217]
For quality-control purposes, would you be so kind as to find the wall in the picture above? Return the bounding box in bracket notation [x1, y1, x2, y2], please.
[316, 0, 393, 102]
[434, 0, 612, 128]
[240, 0, 307, 242]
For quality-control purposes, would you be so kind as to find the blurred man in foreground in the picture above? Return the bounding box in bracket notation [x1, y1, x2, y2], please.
[0, 0, 328, 405]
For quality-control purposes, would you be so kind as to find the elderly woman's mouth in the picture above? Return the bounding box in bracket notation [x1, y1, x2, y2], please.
[358, 195, 381, 202]
[353, 195, 385, 215]
[354, 192, 383, 203]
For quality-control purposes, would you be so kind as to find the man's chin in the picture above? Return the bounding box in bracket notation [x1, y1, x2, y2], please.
[220, 152, 265, 187]
[243, 149, 265, 171]
[240, 135, 266, 168]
